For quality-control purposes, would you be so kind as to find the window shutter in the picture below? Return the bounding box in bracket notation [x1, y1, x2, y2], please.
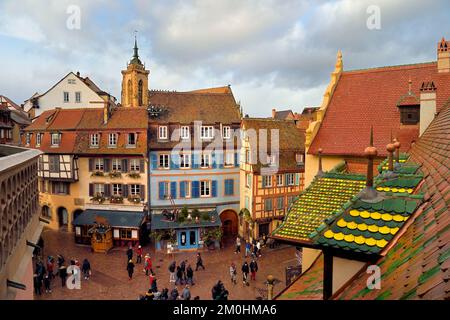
[89, 183, 94, 196]
[140, 185, 145, 200]
[171, 153, 180, 169]
[104, 184, 111, 197]
[139, 159, 145, 173]
[66, 183, 70, 195]
[158, 182, 165, 200]
[225, 179, 234, 195]
[122, 184, 128, 197]
[192, 153, 199, 169]
[89, 158, 94, 171]
[122, 159, 128, 173]
[218, 152, 224, 169]
[234, 152, 239, 167]
[191, 181, 200, 198]
[212, 152, 217, 169]
[104, 158, 111, 172]
[170, 182, 177, 199]
[180, 181, 186, 198]
[212, 180, 217, 197]
[150, 153, 157, 170]
[295, 173, 300, 185]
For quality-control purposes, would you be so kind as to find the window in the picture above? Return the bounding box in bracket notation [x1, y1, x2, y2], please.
[112, 158, 122, 171]
[94, 183, 104, 196]
[277, 197, 284, 210]
[25, 133, 31, 145]
[181, 126, 190, 139]
[138, 80, 143, 106]
[112, 184, 122, 196]
[296, 153, 304, 164]
[180, 153, 190, 168]
[130, 159, 140, 172]
[120, 229, 132, 239]
[180, 181, 191, 198]
[36, 133, 42, 146]
[264, 198, 273, 212]
[75, 92, 81, 103]
[224, 179, 234, 196]
[90, 133, 99, 148]
[159, 154, 169, 169]
[41, 206, 51, 218]
[246, 174, 251, 188]
[63, 92, 69, 103]
[276, 174, 284, 186]
[95, 158, 104, 171]
[200, 153, 210, 168]
[287, 195, 296, 207]
[200, 126, 214, 139]
[222, 126, 231, 139]
[68, 79, 76, 84]
[262, 175, 272, 188]
[130, 184, 141, 196]
[49, 155, 60, 173]
[286, 173, 295, 186]
[51, 133, 60, 146]
[200, 180, 211, 197]
[225, 152, 234, 167]
[52, 182, 70, 195]
[108, 133, 117, 147]
[159, 126, 168, 139]
[127, 133, 136, 146]
[267, 155, 276, 166]
[399, 105, 420, 125]
[245, 150, 250, 163]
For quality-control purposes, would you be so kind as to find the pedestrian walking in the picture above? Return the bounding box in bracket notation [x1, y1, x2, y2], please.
[160, 288, 169, 300]
[195, 253, 205, 271]
[127, 259, 135, 280]
[59, 265, 67, 287]
[186, 264, 194, 285]
[81, 258, 91, 280]
[43, 273, 51, 293]
[169, 261, 176, 283]
[262, 233, 267, 246]
[126, 245, 133, 264]
[229, 262, 237, 285]
[241, 261, 249, 286]
[33, 274, 42, 295]
[250, 259, 258, 281]
[149, 273, 158, 292]
[56, 254, 65, 269]
[169, 287, 179, 300]
[181, 285, 191, 300]
[144, 254, 153, 276]
[235, 236, 241, 254]
[46, 257, 54, 280]
[180, 260, 187, 282]
[252, 243, 258, 259]
[245, 241, 251, 258]
[257, 240, 262, 257]
[176, 266, 183, 285]
[136, 245, 143, 264]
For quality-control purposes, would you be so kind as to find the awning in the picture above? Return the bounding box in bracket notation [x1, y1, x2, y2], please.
[151, 210, 222, 231]
[73, 209, 145, 229]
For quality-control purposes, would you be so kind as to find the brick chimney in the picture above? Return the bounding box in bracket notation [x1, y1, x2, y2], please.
[437, 37, 450, 73]
[419, 81, 437, 136]
[271, 108, 276, 118]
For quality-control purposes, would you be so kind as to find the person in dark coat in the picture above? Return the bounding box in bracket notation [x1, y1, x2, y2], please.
[160, 288, 169, 300]
[176, 266, 183, 285]
[56, 255, 65, 269]
[180, 260, 187, 281]
[126, 246, 133, 264]
[46, 257, 54, 280]
[250, 259, 258, 281]
[127, 259, 135, 280]
[241, 261, 249, 286]
[82, 258, 91, 280]
[169, 261, 176, 283]
[43, 273, 51, 293]
[195, 253, 205, 271]
[186, 264, 194, 285]
[33, 274, 42, 295]
[169, 287, 179, 300]
[59, 265, 67, 287]
[150, 273, 158, 292]
[136, 245, 143, 264]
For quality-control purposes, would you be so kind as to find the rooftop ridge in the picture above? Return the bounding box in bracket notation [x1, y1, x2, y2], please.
[344, 61, 436, 75]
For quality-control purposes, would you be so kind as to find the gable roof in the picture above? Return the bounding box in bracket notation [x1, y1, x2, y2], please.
[309, 62, 450, 157]
[272, 109, 295, 120]
[148, 88, 241, 124]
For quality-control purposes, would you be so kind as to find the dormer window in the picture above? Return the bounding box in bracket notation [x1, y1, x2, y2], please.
[127, 133, 136, 147]
[159, 126, 168, 140]
[181, 126, 190, 140]
[222, 126, 231, 139]
[25, 133, 31, 146]
[267, 155, 276, 166]
[108, 133, 117, 147]
[296, 153, 304, 165]
[399, 105, 420, 125]
[90, 133, 100, 148]
[200, 126, 214, 139]
[51, 133, 60, 146]
[36, 133, 42, 146]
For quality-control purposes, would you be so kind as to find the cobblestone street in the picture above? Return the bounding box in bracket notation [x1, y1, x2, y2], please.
[35, 228, 297, 300]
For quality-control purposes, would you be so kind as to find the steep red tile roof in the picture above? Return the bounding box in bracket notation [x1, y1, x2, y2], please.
[336, 104, 450, 300]
[309, 62, 450, 157]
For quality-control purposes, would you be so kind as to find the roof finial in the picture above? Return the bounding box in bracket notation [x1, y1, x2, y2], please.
[317, 148, 324, 177]
[408, 77, 412, 95]
[133, 30, 139, 59]
[361, 126, 378, 200]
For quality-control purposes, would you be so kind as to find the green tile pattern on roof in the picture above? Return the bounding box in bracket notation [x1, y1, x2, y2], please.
[272, 173, 366, 242]
[313, 194, 423, 255]
[375, 174, 423, 194]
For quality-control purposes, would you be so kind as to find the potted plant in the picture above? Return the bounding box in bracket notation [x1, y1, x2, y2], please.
[150, 231, 164, 251]
[201, 211, 211, 221]
[110, 195, 124, 204]
[91, 170, 104, 177]
[90, 193, 106, 204]
[109, 170, 122, 179]
[128, 172, 141, 179]
[127, 195, 141, 204]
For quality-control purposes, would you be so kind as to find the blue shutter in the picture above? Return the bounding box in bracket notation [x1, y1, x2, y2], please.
[211, 180, 217, 197]
[295, 173, 300, 186]
[285, 173, 289, 185]
[180, 181, 186, 198]
[212, 152, 217, 169]
[150, 153, 157, 170]
[229, 179, 234, 195]
[218, 152, 224, 169]
[192, 153, 199, 169]
[171, 153, 180, 169]
[158, 182, 165, 200]
[170, 182, 177, 198]
[234, 152, 239, 167]
[192, 181, 200, 198]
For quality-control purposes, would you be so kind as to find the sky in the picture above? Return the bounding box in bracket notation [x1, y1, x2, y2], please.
[0, 0, 449, 116]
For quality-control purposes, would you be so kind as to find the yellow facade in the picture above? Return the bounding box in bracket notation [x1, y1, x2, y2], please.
[121, 64, 149, 107]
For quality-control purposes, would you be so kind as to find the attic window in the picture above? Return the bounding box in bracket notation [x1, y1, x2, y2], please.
[296, 153, 304, 165]
[399, 105, 420, 125]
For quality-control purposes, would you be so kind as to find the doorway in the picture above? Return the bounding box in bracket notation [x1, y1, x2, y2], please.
[57, 207, 68, 230]
[177, 229, 198, 249]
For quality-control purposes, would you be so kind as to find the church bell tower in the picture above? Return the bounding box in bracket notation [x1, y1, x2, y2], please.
[121, 36, 150, 107]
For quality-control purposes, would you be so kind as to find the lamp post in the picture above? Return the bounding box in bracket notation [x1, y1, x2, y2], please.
[267, 275, 275, 300]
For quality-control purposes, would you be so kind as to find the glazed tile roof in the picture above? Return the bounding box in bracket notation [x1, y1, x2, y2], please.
[336, 103, 450, 300]
[375, 174, 423, 194]
[271, 172, 366, 243]
[276, 254, 323, 300]
[312, 194, 424, 255]
[308, 61, 450, 157]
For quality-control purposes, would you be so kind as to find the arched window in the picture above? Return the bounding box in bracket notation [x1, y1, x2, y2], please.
[138, 80, 143, 106]
[42, 205, 51, 219]
[127, 80, 132, 105]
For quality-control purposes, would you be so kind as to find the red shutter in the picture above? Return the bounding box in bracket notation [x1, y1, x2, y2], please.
[139, 159, 145, 173]
[140, 185, 145, 200]
[89, 183, 94, 196]
[104, 184, 111, 197]
[88, 158, 94, 171]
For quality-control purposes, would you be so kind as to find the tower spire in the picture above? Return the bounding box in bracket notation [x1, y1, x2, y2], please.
[133, 31, 139, 59]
